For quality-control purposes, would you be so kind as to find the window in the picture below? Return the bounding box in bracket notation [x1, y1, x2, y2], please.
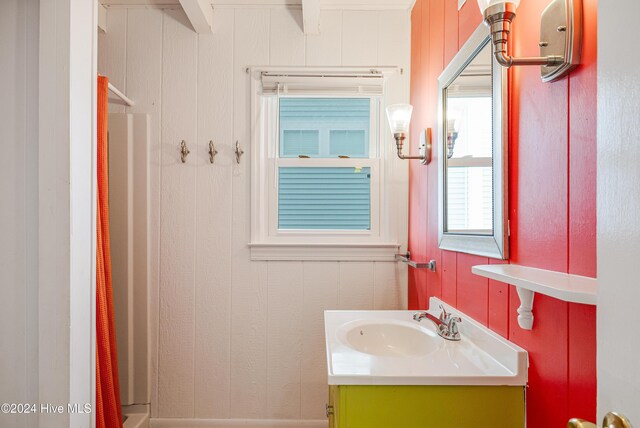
[278, 98, 372, 231]
[445, 96, 493, 234]
[250, 69, 402, 261]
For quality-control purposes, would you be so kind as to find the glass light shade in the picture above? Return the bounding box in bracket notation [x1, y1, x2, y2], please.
[386, 104, 413, 134]
[476, 0, 520, 14]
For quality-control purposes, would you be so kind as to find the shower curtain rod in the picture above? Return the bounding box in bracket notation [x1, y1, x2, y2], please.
[108, 82, 135, 107]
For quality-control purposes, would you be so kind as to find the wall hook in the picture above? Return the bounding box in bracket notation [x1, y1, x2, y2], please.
[208, 140, 218, 164]
[180, 140, 190, 163]
[235, 141, 244, 164]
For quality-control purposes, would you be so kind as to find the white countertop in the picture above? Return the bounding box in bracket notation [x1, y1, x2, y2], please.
[324, 298, 528, 386]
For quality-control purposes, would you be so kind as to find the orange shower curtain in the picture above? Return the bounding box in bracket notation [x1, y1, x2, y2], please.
[96, 76, 123, 428]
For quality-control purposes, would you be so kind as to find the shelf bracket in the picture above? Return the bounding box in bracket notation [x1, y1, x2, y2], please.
[395, 252, 436, 272]
[515, 287, 535, 330]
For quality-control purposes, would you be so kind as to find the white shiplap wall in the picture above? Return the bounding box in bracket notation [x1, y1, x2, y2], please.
[0, 1, 39, 427]
[99, 5, 410, 423]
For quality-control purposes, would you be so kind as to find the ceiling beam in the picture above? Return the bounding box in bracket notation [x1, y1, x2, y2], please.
[179, 0, 214, 33]
[302, 0, 320, 35]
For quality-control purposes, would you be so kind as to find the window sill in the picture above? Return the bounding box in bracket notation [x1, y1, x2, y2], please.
[248, 242, 401, 262]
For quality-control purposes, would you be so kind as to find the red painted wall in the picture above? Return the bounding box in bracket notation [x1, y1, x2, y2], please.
[408, 0, 597, 426]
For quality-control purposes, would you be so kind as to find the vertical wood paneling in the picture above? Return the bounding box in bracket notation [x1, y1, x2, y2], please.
[443, 0, 458, 65]
[378, 11, 408, 278]
[568, 303, 597, 421]
[158, 8, 198, 418]
[440, 250, 457, 306]
[487, 280, 509, 338]
[410, 0, 597, 423]
[301, 262, 339, 419]
[568, 0, 597, 278]
[125, 7, 163, 415]
[510, 0, 569, 272]
[425, 0, 445, 302]
[509, 3, 570, 424]
[566, 1, 598, 418]
[458, 0, 482, 48]
[267, 262, 304, 419]
[374, 263, 402, 309]
[509, 295, 569, 427]
[338, 262, 375, 310]
[0, 3, 29, 425]
[407, 272, 419, 309]
[230, 8, 270, 419]
[101, 6, 408, 422]
[270, 8, 305, 66]
[407, 0, 427, 310]
[305, 10, 342, 66]
[194, 7, 234, 419]
[341, 11, 378, 66]
[487, 259, 509, 338]
[99, 8, 127, 113]
[24, 0, 39, 416]
[456, 253, 489, 326]
[511, 65, 569, 271]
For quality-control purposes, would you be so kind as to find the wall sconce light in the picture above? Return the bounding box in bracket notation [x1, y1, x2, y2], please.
[385, 104, 431, 165]
[477, 0, 582, 82]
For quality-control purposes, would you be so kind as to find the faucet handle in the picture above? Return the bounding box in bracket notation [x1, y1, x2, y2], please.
[447, 317, 462, 338]
[413, 311, 429, 322]
[439, 304, 451, 323]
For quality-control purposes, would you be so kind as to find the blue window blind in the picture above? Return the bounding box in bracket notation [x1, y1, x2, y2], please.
[278, 167, 371, 230]
[279, 98, 370, 158]
[281, 130, 319, 157]
[329, 130, 367, 157]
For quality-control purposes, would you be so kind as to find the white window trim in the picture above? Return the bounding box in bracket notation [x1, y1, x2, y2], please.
[249, 67, 402, 261]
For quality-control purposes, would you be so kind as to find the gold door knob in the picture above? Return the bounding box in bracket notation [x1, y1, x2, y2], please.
[603, 413, 633, 428]
[568, 412, 633, 428]
[568, 419, 597, 428]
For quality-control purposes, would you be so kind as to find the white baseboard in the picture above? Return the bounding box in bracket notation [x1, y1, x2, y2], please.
[150, 419, 327, 428]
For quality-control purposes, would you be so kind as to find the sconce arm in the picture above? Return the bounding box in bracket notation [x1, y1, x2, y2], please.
[397, 153, 427, 161]
[491, 39, 564, 68]
[393, 133, 428, 163]
[485, 3, 565, 69]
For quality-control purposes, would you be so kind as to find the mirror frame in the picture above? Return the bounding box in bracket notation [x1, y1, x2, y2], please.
[437, 23, 509, 260]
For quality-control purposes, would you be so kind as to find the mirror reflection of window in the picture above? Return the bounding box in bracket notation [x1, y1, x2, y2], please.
[444, 42, 494, 235]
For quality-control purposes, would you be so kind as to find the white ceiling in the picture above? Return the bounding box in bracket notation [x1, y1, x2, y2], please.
[100, 0, 415, 10]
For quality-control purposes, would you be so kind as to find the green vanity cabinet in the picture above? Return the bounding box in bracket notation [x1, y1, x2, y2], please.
[327, 385, 525, 428]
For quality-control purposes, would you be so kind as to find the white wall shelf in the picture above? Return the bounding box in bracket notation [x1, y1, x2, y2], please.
[471, 264, 597, 330]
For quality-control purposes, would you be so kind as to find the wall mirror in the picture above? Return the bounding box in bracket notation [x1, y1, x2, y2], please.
[437, 24, 509, 259]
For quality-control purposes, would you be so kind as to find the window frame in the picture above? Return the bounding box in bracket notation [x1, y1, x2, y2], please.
[249, 67, 401, 261]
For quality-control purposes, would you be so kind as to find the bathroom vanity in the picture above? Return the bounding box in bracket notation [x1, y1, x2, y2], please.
[326, 384, 523, 427]
[324, 298, 528, 427]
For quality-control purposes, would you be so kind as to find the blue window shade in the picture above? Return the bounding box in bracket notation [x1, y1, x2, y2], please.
[281, 130, 319, 157]
[279, 98, 370, 158]
[278, 167, 371, 230]
[329, 130, 367, 157]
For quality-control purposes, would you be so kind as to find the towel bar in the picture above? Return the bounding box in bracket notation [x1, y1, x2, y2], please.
[395, 252, 436, 272]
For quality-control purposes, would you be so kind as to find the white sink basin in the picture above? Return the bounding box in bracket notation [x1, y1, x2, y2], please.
[339, 320, 440, 357]
[324, 297, 528, 386]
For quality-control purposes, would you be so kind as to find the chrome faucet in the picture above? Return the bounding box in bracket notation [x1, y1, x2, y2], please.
[413, 305, 462, 341]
